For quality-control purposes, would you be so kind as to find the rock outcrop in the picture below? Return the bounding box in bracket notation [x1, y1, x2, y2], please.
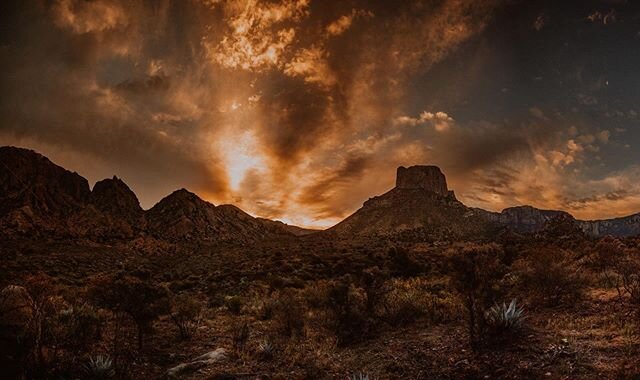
[395, 165, 450, 196]
[329, 165, 489, 239]
[90, 176, 143, 219]
[477, 206, 575, 234]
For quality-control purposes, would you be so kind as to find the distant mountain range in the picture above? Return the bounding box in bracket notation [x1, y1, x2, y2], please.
[329, 165, 640, 239]
[0, 146, 308, 243]
[1, 146, 639, 243]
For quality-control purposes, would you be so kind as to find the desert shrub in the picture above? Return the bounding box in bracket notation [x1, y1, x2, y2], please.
[82, 355, 115, 380]
[360, 267, 388, 314]
[449, 243, 507, 347]
[484, 299, 526, 336]
[616, 249, 640, 304]
[514, 248, 587, 306]
[231, 321, 250, 352]
[0, 285, 35, 378]
[591, 237, 625, 292]
[225, 295, 243, 315]
[380, 279, 424, 326]
[170, 294, 202, 340]
[380, 277, 459, 326]
[271, 290, 305, 337]
[88, 272, 170, 350]
[322, 280, 371, 346]
[388, 246, 422, 277]
[54, 302, 104, 354]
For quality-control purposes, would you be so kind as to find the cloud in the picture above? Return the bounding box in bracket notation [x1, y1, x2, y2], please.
[207, 0, 309, 71]
[325, 9, 373, 37]
[393, 111, 454, 132]
[5, 0, 637, 228]
[283, 46, 336, 87]
[52, 0, 129, 34]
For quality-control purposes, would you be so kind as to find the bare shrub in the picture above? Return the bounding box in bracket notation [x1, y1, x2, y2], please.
[170, 294, 202, 340]
[514, 248, 587, 307]
[322, 280, 371, 346]
[449, 243, 507, 347]
[88, 272, 170, 350]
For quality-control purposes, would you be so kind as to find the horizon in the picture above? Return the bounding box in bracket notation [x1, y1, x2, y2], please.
[4, 143, 640, 230]
[2, 1, 640, 228]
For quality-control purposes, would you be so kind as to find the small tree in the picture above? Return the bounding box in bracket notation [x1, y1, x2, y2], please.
[89, 272, 169, 350]
[449, 243, 506, 348]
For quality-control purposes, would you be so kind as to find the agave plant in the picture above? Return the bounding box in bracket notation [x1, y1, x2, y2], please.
[257, 339, 275, 359]
[82, 355, 115, 380]
[485, 299, 526, 332]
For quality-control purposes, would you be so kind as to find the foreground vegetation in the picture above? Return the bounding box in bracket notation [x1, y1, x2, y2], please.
[1, 228, 640, 379]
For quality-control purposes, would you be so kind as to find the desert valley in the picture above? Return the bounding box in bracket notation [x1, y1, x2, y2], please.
[2, 146, 640, 379]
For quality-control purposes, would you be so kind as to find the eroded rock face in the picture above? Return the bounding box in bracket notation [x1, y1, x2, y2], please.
[90, 176, 143, 218]
[0, 146, 90, 216]
[396, 165, 449, 196]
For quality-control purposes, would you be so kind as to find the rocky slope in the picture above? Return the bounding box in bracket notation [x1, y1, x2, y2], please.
[328, 166, 493, 240]
[328, 165, 640, 238]
[0, 146, 295, 243]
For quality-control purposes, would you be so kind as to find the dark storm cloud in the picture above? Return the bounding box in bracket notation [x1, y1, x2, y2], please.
[2, 0, 640, 226]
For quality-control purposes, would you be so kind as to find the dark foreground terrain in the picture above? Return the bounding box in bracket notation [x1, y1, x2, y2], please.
[2, 147, 640, 379]
[2, 231, 640, 379]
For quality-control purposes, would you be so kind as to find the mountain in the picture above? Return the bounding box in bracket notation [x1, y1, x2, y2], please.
[475, 206, 574, 234]
[0, 146, 296, 243]
[327, 165, 640, 239]
[146, 190, 288, 243]
[2, 146, 640, 242]
[328, 166, 492, 240]
[579, 213, 640, 237]
[0, 146, 90, 234]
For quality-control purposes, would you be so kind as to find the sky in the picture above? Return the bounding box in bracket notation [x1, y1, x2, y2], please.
[1, 0, 640, 228]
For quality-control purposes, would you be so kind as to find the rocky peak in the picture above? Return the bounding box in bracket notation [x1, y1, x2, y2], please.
[90, 176, 142, 217]
[0, 146, 90, 215]
[395, 165, 449, 196]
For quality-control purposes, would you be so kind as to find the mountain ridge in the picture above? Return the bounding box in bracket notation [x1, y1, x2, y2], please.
[2, 146, 639, 241]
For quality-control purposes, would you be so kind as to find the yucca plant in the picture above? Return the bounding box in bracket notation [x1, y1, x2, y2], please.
[82, 355, 115, 380]
[485, 299, 526, 333]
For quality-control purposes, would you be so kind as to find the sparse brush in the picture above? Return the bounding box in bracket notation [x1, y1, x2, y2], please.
[232, 321, 250, 352]
[350, 372, 378, 380]
[485, 299, 526, 333]
[82, 355, 115, 380]
[257, 339, 274, 360]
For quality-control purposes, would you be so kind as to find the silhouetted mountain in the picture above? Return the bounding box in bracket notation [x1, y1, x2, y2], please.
[146, 190, 287, 243]
[328, 165, 640, 239]
[328, 166, 492, 240]
[0, 147, 297, 243]
[2, 146, 640, 242]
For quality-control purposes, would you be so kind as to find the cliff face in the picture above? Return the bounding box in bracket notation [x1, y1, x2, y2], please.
[579, 213, 640, 237]
[329, 165, 490, 239]
[478, 206, 575, 234]
[395, 166, 450, 196]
